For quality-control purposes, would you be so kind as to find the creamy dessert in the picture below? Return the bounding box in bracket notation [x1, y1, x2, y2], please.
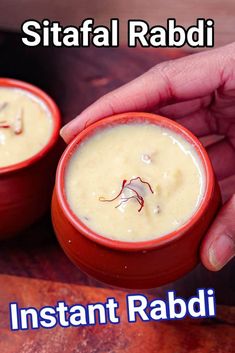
[0, 87, 53, 167]
[65, 123, 205, 242]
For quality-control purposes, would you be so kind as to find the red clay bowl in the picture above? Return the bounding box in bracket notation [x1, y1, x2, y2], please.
[52, 112, 221, 289]
[0, 78, 61, 239]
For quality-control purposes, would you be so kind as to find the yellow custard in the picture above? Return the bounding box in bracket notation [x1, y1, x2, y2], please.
[66, 123, 205, 242]
[0, 87, 53, 168]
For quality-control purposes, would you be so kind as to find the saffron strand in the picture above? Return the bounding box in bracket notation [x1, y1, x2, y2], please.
[99, 177, 153, 212]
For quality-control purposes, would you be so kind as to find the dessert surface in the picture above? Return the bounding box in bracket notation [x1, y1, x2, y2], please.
[66, 123, 205, 241]
[0, 87, 53, 167]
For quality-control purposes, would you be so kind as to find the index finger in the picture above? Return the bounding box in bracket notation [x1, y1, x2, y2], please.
[61, 43, 235, 143]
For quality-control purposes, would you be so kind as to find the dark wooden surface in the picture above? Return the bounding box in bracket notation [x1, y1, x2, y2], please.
[0, 275, 234, 353]
[0, 31, 234, 352]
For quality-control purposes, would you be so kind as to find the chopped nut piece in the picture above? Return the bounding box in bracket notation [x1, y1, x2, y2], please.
[154, 205, 161, 214]
[0, 102, 8, 112]
[13, 108, 24, 135]
[141, 153, 152, 164]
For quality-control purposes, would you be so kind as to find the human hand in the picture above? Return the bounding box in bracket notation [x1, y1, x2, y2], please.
[61, 43, 235, 271]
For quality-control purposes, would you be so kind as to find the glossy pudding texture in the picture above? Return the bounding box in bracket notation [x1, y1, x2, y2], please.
[65, 123, 205, 242]
[0, 87, 53, 168]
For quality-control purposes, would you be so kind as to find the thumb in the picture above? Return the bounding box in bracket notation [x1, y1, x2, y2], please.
[200, 195, 235, 271]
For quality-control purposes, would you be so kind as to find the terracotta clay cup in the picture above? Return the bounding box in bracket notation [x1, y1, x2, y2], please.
[52, 112, 221, 289]
[0, 78, 61, 239]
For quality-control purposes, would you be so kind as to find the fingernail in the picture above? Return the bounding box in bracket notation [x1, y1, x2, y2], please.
[60, 117, 81, 142]
[60, 123, 75, 143]
[60, 126, 65, 137]
[209, 234, 235, 270]
[60, 125, 67, 138]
